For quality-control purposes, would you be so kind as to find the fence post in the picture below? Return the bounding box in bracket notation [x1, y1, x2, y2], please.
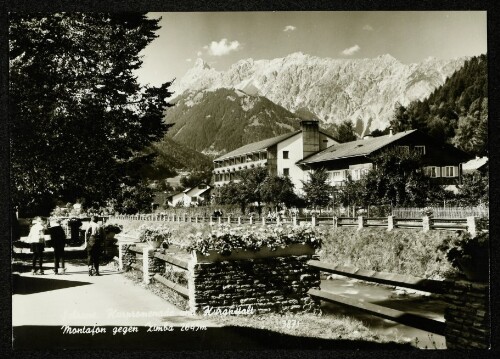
[183, 213, 187, 222]
[218, 216, 222, 225]
[143, 247, 151, 284]
[118, 243, 125, 271]
[422, 215, 432, 232]
[238, 216, 241, 225]
[209, 216, 213, 225]
[311, 216, 316, 227]
[249, 216, 253, 225]
[227, 215, 231, 224]
[262, 217, 266, 226]
[387, 215, 395, 231]
[467, 216, 477, 237]
[332, 216, 338, 229]
[357, 216, 365, 230]
[195, 216, 198, 224]
[293, 216, 297, 227]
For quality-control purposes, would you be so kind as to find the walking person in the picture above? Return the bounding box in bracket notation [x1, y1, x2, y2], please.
[48, 218, 66, 275]
[85, 216, 103, 276]
[26, 217, 46, 275]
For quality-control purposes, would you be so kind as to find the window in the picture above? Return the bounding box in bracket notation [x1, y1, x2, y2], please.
[424, 166, 440, 178]
[283, 168, 290, 177]
[283, 151, 289, 159]
[442, 166, 458, 177]
[414, 145, 426, 155]
[330, 170, 346, 179]
[351, 169, 361, 180]
[331, 171, 341, 178]
[397, 146, 410, 153]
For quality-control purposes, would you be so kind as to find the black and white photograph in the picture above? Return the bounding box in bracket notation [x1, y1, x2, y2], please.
[7, 6, 494, 352]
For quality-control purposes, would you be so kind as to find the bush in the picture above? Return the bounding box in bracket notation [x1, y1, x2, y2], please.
[138, 223, 172, 246]
[438, 230, 489, 282]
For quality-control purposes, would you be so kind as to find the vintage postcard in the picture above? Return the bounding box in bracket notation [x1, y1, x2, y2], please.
[9, 8, 491, 352]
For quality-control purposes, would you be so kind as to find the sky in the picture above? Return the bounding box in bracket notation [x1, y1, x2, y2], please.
[134, 11, 487, 87]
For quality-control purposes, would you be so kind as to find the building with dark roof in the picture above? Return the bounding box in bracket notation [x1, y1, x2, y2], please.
[213, 120, 338, 192]
[298, 129, 471, 186]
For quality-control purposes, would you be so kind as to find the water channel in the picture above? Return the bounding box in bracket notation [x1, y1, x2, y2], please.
[320, 276, 447, 349]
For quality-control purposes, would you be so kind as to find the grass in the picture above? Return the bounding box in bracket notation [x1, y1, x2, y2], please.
[211, 312, 408, 344]
[317, 227, 458, 279]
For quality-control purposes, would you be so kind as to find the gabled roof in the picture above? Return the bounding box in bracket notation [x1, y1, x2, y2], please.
[214, 131, 301, 161]
[462, 156, 488, 172]
[185, 185, 211, 197]
[298, 130, 418, 164]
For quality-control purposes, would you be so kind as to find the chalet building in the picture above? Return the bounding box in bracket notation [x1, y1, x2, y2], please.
[212, 120, 338, 192]
[167, 183, 211, 207]
[297, 129, 472, 186]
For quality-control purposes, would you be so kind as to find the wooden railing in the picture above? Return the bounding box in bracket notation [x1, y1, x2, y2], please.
[308, 260, 449, 336]
[110, 214, 477, 234]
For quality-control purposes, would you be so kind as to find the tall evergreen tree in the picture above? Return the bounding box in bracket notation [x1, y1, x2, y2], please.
[9, 13, 173, 215]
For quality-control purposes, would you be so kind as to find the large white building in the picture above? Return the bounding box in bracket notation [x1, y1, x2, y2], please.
[212, 120, 338, 192]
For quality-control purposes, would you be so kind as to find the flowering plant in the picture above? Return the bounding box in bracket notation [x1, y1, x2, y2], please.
[138, 223, 172, 247]
[186, 224, 322, 256]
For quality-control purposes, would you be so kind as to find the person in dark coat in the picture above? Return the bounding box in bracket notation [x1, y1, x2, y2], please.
[85, 216, 104, 276]
[48, 218, 66, 275]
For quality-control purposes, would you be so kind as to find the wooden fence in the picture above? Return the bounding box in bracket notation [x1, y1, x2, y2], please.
[109, 214, 478, 234]
[393, 206, 488, 219]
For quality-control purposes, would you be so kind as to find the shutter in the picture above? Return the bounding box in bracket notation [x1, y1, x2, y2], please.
[454, 166, 459, 177]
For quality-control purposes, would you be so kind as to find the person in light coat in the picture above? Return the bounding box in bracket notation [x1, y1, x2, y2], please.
[26, 217, 46, 275]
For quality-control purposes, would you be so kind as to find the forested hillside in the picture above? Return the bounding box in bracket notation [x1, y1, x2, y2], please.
[140, 137, 213, 181]
[164, 88, 303, 155]
[390, 54, 487, 155]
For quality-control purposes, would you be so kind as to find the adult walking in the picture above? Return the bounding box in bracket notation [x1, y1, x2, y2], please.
[48, 218, 66, 275]
[26, 217, 46, 275]
[85, 216, 103, 276]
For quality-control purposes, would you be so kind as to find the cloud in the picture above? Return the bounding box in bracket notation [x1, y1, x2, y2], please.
[186, 58, 192, 62]
[341, 44, 360, 56]
[197, 51, 202, 57]
[362, 24, 374, 31]
[206, 38, 241, 56]
[283, 25, 296, 32]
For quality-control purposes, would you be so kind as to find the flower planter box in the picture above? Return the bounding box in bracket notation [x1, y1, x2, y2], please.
[192, 243, 315, 263]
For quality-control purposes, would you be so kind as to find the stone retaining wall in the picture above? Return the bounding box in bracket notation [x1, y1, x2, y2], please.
[189, 252, 321, 315]
[443, 280, 490, 349]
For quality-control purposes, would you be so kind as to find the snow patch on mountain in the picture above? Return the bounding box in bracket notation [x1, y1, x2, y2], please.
[171, 53, 467, 132]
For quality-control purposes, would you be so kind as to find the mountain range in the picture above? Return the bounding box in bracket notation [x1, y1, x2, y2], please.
[170, 52, 467, 136]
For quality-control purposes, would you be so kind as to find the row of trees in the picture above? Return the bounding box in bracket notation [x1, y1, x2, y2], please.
[212, 148, 488, 216]
[213, 168, 298, 215]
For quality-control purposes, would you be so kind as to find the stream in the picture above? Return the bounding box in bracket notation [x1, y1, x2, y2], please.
[320, 277, 447, 349]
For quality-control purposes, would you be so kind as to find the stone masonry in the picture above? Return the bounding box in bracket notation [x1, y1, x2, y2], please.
[443, 280, 490, 349]
[189, 254, 321, 314]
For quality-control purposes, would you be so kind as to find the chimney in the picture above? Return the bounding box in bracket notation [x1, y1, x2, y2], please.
[301, 120, 320, 158]
[389, 127, 393, 136]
